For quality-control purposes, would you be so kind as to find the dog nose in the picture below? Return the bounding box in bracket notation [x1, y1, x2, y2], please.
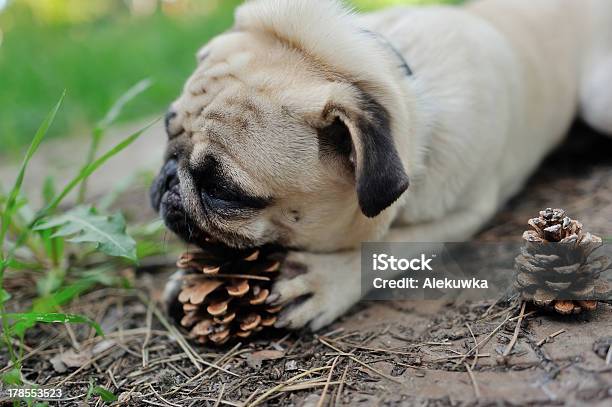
[150, 158, 179, 212]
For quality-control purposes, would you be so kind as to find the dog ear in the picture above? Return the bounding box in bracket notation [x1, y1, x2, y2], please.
[321, 93, 410, 218]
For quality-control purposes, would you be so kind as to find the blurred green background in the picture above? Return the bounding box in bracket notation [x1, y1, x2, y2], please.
[0, 0, 459, 156]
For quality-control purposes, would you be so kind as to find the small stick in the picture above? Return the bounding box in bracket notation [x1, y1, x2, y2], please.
[241, 388, 260, 407]
[317, 356, 340, 407]
[148, 383, 182, 407]
[327, 339, 418, 356]
[214, 383, 226, 407]
[137, 292, 204, 373]
[430, 353, 491, 362]
[503, 301, 526, 358]
[63, 320, 81, 351]
[141, 301, 153, 368]
[248, 366, 332, 406]
[479, 298, 500, 318]
[282, 381, 343, 392]
[318, 338, 401, 383]
[536, 329, 566, 347]
[456, 313, 511, 365]
[335, 363, 350, 407]
[464, 363, 481, 399]
[466, 322, 479, 369]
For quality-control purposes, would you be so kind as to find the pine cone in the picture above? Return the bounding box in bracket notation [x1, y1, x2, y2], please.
[169, 243, 286, 345]
[514, 208, 611, 314]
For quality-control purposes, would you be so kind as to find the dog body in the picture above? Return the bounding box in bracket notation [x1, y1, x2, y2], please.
[153, 0, 612, 329]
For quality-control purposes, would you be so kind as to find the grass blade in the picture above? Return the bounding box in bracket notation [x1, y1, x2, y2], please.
[78, 79, 152, 203]
[3, 312, 104, 337]
[0, 91, 65, 253]
[0, 91, 65, 366]
[45, 117, 159, 213]
[98, 78, 152, 131]
[92, 386, 118, 403]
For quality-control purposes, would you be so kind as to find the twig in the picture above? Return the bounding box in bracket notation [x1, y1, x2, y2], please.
[457, 309, 536, 365]
[241, 388, 260, 407]
[282, 381, 342, 392]
[335, 363, 349, 407]
[429, 353, 491, 362]
[479, 298, 500, 319]
[64, 320, 81, 351]
[456, 313, 511, 365]
[185, 397, 241, 407]
[141, 300, 153, 368]
[56, 347, 115, 386]
[247, 366, 332, 406]
[317, 356, 339, 407]
[327, 338, 418, 356]
[147, 383, 182, 407]
[536, 329, 567, 347]
[137, 292, 201, 373]
[503, 301, 526, 358]
[214, 383, 226, 407]
[318, 338, 401, 384]
[465, 322, 478, 369]
[464, 363, 481, 399]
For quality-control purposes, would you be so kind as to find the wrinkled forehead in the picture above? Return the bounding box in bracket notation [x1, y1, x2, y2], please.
[168, 30, 330, 186]
[173, 30, 320, 126]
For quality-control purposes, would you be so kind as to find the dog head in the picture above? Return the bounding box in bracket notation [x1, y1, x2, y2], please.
[150, 0, 415, 251]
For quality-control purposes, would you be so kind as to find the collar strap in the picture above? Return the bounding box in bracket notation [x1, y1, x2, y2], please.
[361, 29, 413, 77]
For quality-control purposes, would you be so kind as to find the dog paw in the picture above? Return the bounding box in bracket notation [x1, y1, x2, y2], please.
[268, 251, 361, 331]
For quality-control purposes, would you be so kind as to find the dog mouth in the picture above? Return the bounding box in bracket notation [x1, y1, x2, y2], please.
[158, 183, 213, 246]
[150, 159, 256, 248]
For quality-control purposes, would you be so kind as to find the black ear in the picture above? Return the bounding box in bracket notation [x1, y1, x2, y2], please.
[324, 93, 410, 218]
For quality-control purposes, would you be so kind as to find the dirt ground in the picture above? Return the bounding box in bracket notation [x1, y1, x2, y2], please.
[1, 121, 611, 406]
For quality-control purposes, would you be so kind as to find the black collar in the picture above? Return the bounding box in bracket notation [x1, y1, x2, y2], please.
[361, 29, 413, 77]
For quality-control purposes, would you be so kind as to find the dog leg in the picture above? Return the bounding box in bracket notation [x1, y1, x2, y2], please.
[270, 250, 363, 331]
[579, 0, 612, 135]
[272, 183, 500, 330]
[580, 54, 612, 136]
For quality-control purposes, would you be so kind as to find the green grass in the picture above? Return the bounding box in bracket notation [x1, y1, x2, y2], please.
[0, 0, 242, 153]
[0, 0, 459, 156]
[0, 87, 171, 396]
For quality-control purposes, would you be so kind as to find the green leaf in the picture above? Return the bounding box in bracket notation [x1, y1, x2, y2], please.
[0, 92, 65, 249]
[33, 279, 97, 312]
[42, 176, 56, 206]
[3, 312, 103, 337]
[36, 267, 67, 297]
[35, 206, 137, 262]
[1, 366, 22, 385]
[9, 279, 97, 337]
[91, 386, 118, 403]
[0, 288, 11, 304]
[5, 258, 42, 271]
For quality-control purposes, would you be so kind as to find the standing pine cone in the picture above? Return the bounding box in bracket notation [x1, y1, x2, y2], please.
[514, 208, 611, 314]
[168, 243, 286, 345]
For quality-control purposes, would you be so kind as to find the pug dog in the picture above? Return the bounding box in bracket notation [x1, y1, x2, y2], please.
[151, 0, 612, 330]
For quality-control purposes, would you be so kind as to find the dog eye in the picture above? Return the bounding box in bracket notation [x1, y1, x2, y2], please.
[206, 184, 241, 203]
